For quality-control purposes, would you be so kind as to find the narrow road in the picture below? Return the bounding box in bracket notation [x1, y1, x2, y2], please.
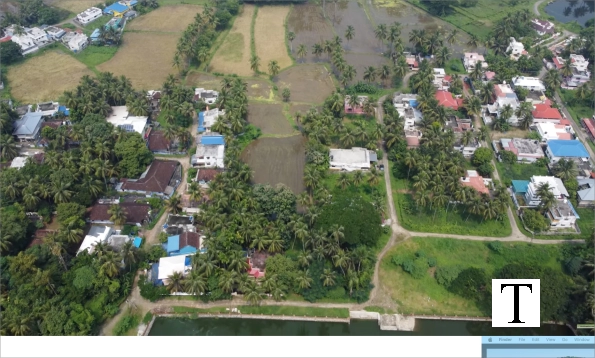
[533, 0, 546, 16]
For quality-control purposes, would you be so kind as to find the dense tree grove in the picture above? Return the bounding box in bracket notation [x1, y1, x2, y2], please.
[0, 0, 67, 27]
[0, 41, 23, 65]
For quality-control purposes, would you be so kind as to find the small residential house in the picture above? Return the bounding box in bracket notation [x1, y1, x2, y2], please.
[103, 2, 130, 17]
[77, 226, 115, 255]
[463, 52, 488, 73]
[435, 90, 463, 110]
[512, 76, 546, 92]
[344, 95, 368, 114]
[27, 27, 49, 46]
[165, 232, 202, 256]
[487, 83, 521, 125]
[76, 7, 103, 25]
[545, 140, 590, 164]
[329, 147, 376, 171]
[484, 71, 496, 81]
[531, 19, 555, 36]
[66, 33, 88, 52]
[432, 68, 452, 91]
[532, 103, 564, 124]
[500, 138, 544, 162]
[506, 37, 528, 61]
[106, 106, 148, 135]
[535, 122, 574, 142]
[147, 90, 161, 110]
[582, 118, 595, 141]
[405, 129, 423, 148]
[194, 88, 218, 104]
[10, 32, 38, 55]
[118, 159, 181, 196]
[547, 199, 579, 230]
[88, 201, 152, 225]
[105, 17, 123, 31]
[404, 54, 418, 70]
[196, 168, 222, 187]
[524, 90, 550, 106]
[192, 135, 225, 168]
[147, 130, 172, 154]
[10, 157, 28, 169]
[157, 255, 191, 285]
[12, 112, 44, 141]
[197, 108, 223, 133]
[576, 178, 595, 207]
[35, 101, 60, 117]
[460, 170, 492, 195]
[393, 93, 422, 125]
[524, 175, 569, 206]
[44, 26, 65, 40]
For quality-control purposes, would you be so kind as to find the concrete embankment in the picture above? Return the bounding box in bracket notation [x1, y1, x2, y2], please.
[350, 310, 415, 331]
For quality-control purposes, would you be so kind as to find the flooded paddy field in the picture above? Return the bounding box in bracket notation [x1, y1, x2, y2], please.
[241, 135, 306, 194]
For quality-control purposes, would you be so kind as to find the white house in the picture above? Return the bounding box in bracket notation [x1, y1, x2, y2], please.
[67, 33, 88, 52]
[487, 83, 521, 125]
[10, 157, 28, 169]
[535, 122, 574, 142]
[157, 255, 191, 284]
[76, 7, 103, 25]
[10, 33, 38, 55]
[511, 76, 546, 92]
[27, 27, 49, 46]
[329, 147, 374, 171]
[506, 37, 527, 60]
[547, 199, 579, 230]
[106, 106, 148, 135]
[194, 88, 218, 104]
[198, 108, 224, 133]
[35, 101, 60, 117]
[393, 93, 422, 124]
[77, 226, 115, 255]
[463, 52, 488, 73]
[524, 176, 569, 206]
[192, 144, 225, 168]
[432, 68, 451, 91]
[531, 18, 555, 36]
[44, 26, 65, 40]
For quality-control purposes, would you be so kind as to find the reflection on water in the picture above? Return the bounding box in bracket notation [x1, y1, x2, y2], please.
[545, 0, 594, 26]
[149, 317, 573, 336]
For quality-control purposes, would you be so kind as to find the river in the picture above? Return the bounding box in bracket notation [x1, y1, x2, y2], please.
[149, 317, 572, 336]
[544, 0, 594, 27]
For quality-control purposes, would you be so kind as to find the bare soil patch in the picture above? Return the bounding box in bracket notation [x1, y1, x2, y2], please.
[210, 4, 254, 76]
[490, 127, 530, 140]
[254, 6, 293, 71]
[53, 0, 97, 13]
[247, 103, 295, 135]
[241, 135, 306, 194]
[246, 79, 275, 101]
[276, 64, 334, 104]
[98, 32, 178, 89]
[7, 51, 93, 102]
[185, 71, 220, 89]
[126, 5, 202, 32]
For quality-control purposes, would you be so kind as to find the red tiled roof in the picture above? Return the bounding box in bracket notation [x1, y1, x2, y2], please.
[583, 118, 595, 138]
[553, 57, 564, 70]
[460, 176, 490, 194]
[406, 136, 420, 147]
[0, 36, 12, 42]
[88, 202, 151, 224]
[532, 103, 562, 119]
[484, 71, 496, 80]
[196, 168, 222, 182]
[179, 232, 200, 249]
[147, 131, 170, 152]
[435, 90, 463, 110]
[121, 159, 178, 193]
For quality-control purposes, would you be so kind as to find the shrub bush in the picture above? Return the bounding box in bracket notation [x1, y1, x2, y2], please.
[488, 241, 504, 254]
[113, 312, 140, 336]
[427, 257, 437, 267]
[435, 265, 463, 286]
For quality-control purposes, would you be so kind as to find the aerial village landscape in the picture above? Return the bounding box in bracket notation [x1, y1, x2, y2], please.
[0, 0, 593, 337]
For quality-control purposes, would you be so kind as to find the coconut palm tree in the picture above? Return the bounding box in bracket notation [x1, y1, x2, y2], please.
[480, 82, 495, 104]
[435, 46, 451, 67]
[183, 270, 207, 296]
[363, 66, 377, 83]
[338, 172, 351, 189]
[52, 180, 73, 204]
[374, 24, 388, 50]
[544, 69, 561, 90]
[560, 59, 574, 78]
[42, 232, 68, 271]
[367, 167, 382, 186]
[166, 271, 185, 293]
[287, 31, 295, 52]
[108, 204, 127, 228]
[446, 28, 459, 45]
[0, 134, 19, 160]
[345, 25, 355, 45]
[321, 268, 336, 287]
[242, 279, 265, 306]
[268, 60, 280, 77]
[467, 34, 480, 48]
[342, 65, 356, 87]
[297, 44, 308, 62]
[312, 43, 323, 60]
[99, 251, 121, 278]
[463, 95, 482, 120]
[378, 64, 392, 88]
[166, 192, 182, 214]
[553, 159, 578, 181]
[470, 61, 484, 81]
[121, 240, 138, 272]
[296, 270, 312, 289]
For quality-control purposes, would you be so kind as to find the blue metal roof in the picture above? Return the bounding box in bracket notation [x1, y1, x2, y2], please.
[547, 140, 589, 158]
[198, 112, 205, 132]
[130, 0, 138, 5]
[409, 100, 418, 108]
[104, 2, 128, 14]
[201, 135, 225, 146]
[90, 28, 100, 39]
[512, 180, 530, 193]
[133, 237, 142, 248]
[167, 235, 180, 252]
[12, 112, 43, 136]
[56, 106, 69, 116]
[568, 201, 580, 219]
[178, 246, 197, 255]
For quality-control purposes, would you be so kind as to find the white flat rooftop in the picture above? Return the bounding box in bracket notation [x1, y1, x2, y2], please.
[106, 106, 147, 134]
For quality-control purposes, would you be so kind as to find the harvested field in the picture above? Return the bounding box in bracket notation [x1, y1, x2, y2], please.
[127, 5, 202, 33]
[98, 32, 178, 89]
[241, 135, 306, 194]
[286, 3, 334, 63]
[289, 104, 318, 117]
[343, 53, 390, 82]
[254, 6, 293, 71]
[185, 71, 221, 89]
[53, 0, 97, 13]
[324, 0, 377, 53]
[247, 103, 295, 135]
[247, 79, 275, 101]
[209, 4, 255, 76]
[7, 51, 93, 103]
[276, 64, 334, 104]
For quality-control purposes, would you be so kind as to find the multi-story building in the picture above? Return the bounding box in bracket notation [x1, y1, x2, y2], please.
[546, 199, 579, 230]
[512, 76, 546, 92]
[487, 82, 521, 125]
[524, 176, 568, 207]
[76, 7, 103, 25]
[463, 52, 488, 73]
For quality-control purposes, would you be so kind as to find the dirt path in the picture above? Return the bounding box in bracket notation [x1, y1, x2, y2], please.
[533, 0, 545, 16]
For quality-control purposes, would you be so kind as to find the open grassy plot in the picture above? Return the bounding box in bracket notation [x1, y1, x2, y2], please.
[495, 161, 549, 183]
[53, 0, 97, 13]
[379, 237, 565, 315]
[247, 103, 295, 135]
[97, 32, 178, 89]
[241, 135, 306, 194]
[184, 71, 221, 89]
[254, 6, 293, 71]
[516, 207, 595, 241]
[172, 305, 349, 318]
[276, 64, 334, 104]
[246, 79, 275, 101]
[209, 4, 255, 76]
[393, 178, 512, 237]
[7, 51, 93, 102]
[126, 5, 202, 33]
[74, 45, 118, 68]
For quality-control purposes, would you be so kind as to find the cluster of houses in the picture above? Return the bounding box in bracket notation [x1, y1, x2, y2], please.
[1, 23, 88, 53]
[548, 53, 591, 89]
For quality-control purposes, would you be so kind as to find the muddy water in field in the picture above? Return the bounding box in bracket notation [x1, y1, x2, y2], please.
[287, 3, 335, 62]
[324, 0, 379, 53]
[241, 135, 306, 194]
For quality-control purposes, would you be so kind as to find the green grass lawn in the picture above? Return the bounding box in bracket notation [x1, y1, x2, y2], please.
[172, 305, 350, 318]
[83, 16, 113, 36]
[495, 161, 549, 183]
[73, 45, 118, 68]
[379, 237, 567, 315]
[444, 58, 466, 75]
[393, 178, 512, 237]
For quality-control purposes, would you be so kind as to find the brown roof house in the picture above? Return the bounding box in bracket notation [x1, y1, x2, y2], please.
[147, 130, 172, 154]
[117, 159, 181, 197]
[196, 168, 222, 187]
[88, 202, 152, 225]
